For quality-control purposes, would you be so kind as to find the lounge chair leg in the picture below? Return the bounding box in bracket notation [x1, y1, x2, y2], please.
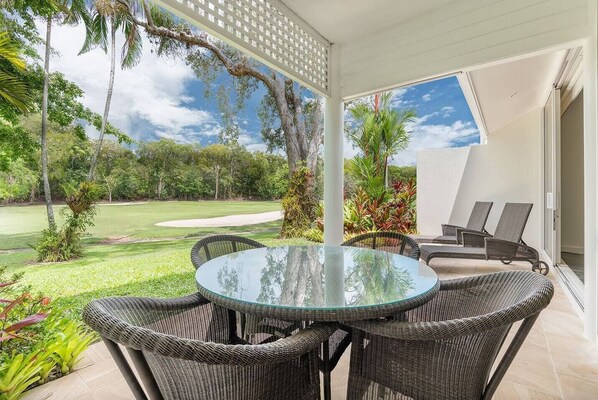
[532, 261, 550, 275]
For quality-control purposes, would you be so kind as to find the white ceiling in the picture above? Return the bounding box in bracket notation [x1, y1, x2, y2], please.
[467, 50, 567, 134]
[280, 0, 456, 44]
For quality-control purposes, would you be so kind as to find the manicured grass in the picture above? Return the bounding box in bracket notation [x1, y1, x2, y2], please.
[9, 235, 310, 320]
[0, 200, 281, 250]
[0, 200, 310, 321]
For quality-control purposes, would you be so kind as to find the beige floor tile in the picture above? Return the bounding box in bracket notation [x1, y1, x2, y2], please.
[23, 373, 91, 400]
[331, 351, 350, 400]
[494, 380, 562, 400]
[557, 371, 598, 400]
[76, 378, 135, 400]
[76, 357, 123, 390]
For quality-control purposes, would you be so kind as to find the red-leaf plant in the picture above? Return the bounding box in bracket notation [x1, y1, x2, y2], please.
[0, 277, 50, 351]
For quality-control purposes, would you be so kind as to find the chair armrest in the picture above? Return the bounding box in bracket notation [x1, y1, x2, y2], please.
[456, 228, 489, 244]
[461, 231, 490, 247]
[485, 238, 539, 261]
[441, 224, 464, 236]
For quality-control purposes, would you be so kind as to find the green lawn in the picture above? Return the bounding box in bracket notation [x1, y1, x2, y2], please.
[0, 200, 281, 250]
[0, 200, 311, 320]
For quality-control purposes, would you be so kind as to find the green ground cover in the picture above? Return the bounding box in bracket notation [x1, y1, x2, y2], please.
[0, 201, 309, 319]
[0, 200, 281, 250]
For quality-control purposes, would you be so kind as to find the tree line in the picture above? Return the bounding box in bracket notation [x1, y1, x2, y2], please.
[0, 129, 290, 203]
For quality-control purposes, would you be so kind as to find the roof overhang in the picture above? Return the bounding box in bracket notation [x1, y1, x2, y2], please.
[152, 0, 331, 96]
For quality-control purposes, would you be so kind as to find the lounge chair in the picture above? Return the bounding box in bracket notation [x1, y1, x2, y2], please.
[433, 201, 493, 244]
[420, 203, 549, 275]
[346, 271, 554, 400]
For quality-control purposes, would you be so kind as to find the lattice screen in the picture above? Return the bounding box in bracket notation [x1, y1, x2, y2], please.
[154, 0, 330, 95]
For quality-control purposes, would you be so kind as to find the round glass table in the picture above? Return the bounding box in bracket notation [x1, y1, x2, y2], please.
[195, 245, 439, 321]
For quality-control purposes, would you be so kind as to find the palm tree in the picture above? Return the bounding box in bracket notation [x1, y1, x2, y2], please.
[40, 0, 89, 230]
[346, 92, 416, 196]
[0, 31, 31, 113]
[83, 0, 142, 181]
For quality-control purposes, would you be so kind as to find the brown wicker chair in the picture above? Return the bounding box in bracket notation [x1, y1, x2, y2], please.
[433, 201, 493, 244]
[342, 231, 421, 259]
[320, 232, 422, 393]
[421, 203, 550, 275]
[346, 271, 554, 400]
[191, 234, 299, 341]
[83, 294, 336, 400]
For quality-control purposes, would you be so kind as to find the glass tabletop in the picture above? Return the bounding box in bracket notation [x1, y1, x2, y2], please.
[195, 245, 438, 319]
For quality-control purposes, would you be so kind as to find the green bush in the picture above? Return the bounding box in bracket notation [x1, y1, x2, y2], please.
[280, 166, 318, 238]
[34, 181, 101, 262]
[0, 267, 94, 400]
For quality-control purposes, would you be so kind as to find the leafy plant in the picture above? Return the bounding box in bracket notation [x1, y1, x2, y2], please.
[0, 351, 42, 400]
[0, 267, 93, 399]
[34, 181, 101, 262]
[307, 178, 417, 242]
[48, 319, 94, 375]
[281, 166, 318, 238]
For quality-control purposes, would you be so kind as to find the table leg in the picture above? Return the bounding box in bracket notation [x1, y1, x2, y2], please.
[228, 309, 238, 342]
[322, 339, 331, 400]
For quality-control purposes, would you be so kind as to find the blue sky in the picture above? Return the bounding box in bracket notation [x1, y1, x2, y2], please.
[42, 23, 479, 166]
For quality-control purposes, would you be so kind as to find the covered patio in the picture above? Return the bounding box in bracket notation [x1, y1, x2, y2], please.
[19, 0, 598, 398]
[22, 258, 598, 400]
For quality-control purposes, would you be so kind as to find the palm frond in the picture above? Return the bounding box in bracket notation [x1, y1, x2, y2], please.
[0, 32, 26, 72]
[80, 11, 109, 54]
[120, 17, 142, 68]
[0, 71, 31, 112]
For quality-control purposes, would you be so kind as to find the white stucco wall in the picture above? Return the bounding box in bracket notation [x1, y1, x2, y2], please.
[417, 108, 543, 249]
[561, 92, 585, 254]
[416, 147, 471, 235]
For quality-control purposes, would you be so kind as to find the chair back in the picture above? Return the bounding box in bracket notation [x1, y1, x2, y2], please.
[191, 235, 265, 270]
[465, 201, 493, 231]
[347, 271, 553, 400]
[342, 231, 420, 260]
[493, 203, 533, 243]
[83, 294, 332, 400]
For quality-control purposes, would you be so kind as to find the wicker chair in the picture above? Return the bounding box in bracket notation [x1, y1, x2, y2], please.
[321, 232, 422, 390]
[83, 294, 336, 400]
[433, 201, 493, 244]
[346, 271, 554, 400]
[191, 234, 299, 341]
[420, 203, 550, 275]
[342, 231, 421, 259]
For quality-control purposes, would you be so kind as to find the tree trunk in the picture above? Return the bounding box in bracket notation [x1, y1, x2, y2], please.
[41, 17, 55, 230]
[88, 20, 117, 181]
[214, 165, 220, 200]
[157, 174, 163, 199]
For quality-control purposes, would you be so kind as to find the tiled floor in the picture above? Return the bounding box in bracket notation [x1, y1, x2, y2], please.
[23, 259, 598, 400]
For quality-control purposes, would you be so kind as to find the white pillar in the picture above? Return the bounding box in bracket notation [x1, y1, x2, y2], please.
[584, 0, 598, 343]
[323, 44, 344, 245]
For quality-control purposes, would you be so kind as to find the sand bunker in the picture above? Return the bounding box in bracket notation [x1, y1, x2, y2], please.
[156, 210, 283, 228]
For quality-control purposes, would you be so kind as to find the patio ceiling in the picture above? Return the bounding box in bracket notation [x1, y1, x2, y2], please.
[466, 49, 567, 134]
[280, 0, 456, 44]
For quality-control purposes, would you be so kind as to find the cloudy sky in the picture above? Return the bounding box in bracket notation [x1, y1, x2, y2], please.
[41, 22, 479, 166]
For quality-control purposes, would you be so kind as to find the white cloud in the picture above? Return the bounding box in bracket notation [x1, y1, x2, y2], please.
[37, 23, 221, 143]
[391, 120, 479, 165]
[441, 106, 455, 117]
[422, 93, 432, 101]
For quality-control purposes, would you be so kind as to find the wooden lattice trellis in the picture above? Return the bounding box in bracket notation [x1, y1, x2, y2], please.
[154, 0, 331, 96]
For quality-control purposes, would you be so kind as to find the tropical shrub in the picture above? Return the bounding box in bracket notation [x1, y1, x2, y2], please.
[306, 179, 417, 242]
[34, 181, 101, 262]
[0, 267, 93, 400]
[281, 166, 318, 238]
